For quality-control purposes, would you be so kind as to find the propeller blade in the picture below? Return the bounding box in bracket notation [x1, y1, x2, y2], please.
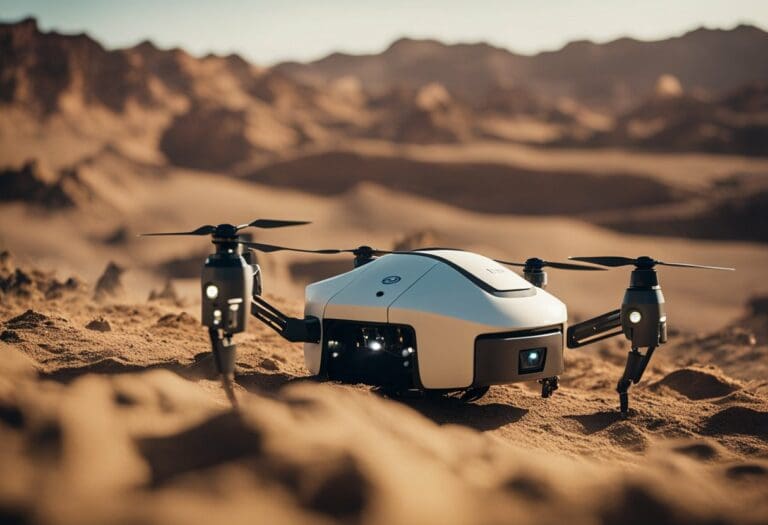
[240, 242, 395, 257]
[240, 241, 343, 254]
[494, 259, 525, 267]
[657, 261, 735, 271]
[237, 219, 311, 230]
[139, 225, 216, 236]
[494, 259, 604, 271]
[568, 256, 638, 267]
[545, 261, 606, 271]
[570, 256, 735, 271]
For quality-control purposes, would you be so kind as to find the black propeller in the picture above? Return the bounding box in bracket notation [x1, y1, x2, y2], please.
[495, 257, 604, 271]
[240, 242, 392, 257]
[236, 219, 311, 230]
[140, 225, 217, 236]
[568, 255, 734, 271]
[140, 219, 310, 238]
[237, 245, 608, 274]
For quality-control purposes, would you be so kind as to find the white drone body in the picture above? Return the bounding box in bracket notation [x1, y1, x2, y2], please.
[302, 249, 566, 390]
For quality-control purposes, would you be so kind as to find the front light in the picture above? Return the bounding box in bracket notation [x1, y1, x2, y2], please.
[205, 284, 219, 300]
[519, 347, 546, 374]
[321, 321, 418, 387]
[628, 310, 642, 324]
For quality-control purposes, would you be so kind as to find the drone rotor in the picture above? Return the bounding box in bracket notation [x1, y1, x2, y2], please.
[568, 255, 734, 271]
[239, 241, 391, 256]
[567, 254, 734, 414]
[139, 218, 311, 239]
[494, 257, 604, 271]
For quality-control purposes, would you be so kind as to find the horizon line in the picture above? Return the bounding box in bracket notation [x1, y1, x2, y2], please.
[2, 15, 765, 67]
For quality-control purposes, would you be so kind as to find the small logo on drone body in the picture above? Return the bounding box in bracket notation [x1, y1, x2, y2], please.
[381, 275, 401, 285]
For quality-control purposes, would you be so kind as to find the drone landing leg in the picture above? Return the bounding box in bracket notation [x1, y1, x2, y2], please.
[616, 346, 656, 414]
[460, 386, 490, 402]
[208, 328, 239, 409]
[540, 376, 559, 398]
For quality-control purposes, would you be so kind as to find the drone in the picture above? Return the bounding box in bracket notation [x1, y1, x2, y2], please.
[141, 219, 734, 413]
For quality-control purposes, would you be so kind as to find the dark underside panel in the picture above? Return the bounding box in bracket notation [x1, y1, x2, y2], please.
[474, 328, 563, 386]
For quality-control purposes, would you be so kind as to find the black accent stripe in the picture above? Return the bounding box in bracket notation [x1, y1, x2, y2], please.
[475, 325, 563, 341]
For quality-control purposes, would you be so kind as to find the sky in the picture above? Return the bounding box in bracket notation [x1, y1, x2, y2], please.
[1, 0, 766, 65]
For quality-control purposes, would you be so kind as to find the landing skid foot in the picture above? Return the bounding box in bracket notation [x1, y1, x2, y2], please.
[459, 386, 490, 402]
[539, 376, 559, 398]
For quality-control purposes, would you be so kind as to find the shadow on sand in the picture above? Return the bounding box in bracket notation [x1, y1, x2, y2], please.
[41, 355, 528, 432]
[378, 390, 529, 432]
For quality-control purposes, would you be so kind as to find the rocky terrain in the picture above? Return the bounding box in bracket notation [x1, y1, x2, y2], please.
[2, 18, 768, 175]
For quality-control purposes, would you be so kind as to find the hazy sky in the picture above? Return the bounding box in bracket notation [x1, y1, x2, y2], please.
[1, 0, 766, 64]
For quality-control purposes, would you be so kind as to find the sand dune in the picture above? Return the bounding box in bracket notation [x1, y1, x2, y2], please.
[1, 149, 767, 330]
[246, 150, 685, 214]
[1, 150, 766, 330]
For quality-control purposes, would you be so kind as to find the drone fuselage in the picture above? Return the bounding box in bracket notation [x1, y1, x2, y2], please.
[303, 250, 567, 390]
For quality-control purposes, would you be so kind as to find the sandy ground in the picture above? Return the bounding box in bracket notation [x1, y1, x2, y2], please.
[319, 139, 768, 190]
[0, 250, 767, 525]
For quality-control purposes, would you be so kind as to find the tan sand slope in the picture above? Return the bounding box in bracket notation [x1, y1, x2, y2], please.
[1, 253, 767, 525]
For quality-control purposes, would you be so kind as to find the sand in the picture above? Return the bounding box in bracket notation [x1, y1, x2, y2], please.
[0, 247, 767, 525]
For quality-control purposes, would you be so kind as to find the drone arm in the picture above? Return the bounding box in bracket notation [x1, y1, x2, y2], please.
[251, 295, 321, 343]
[566, 309, 623, 348]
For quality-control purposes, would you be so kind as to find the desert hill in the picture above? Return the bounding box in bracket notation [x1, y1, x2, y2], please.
[2, 16, 767, 176]
[277, 25, 768, 111]
[0, 17, 367, 170]
[0, 160, 94, 208]
[559, 81, 768, 156]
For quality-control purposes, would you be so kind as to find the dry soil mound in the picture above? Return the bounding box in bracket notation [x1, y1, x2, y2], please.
[653, 367, 741, 400]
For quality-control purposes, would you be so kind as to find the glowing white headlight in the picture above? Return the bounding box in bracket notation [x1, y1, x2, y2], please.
[628, 310, 642, 324]
[205, 284, 219, 300]
[368, 341, 383, 351]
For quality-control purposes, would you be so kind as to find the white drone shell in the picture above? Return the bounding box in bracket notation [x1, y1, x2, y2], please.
[304, 250, 567, 389]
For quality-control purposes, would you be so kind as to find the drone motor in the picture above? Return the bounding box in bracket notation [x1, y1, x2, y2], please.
[568, 255, 734, 413]
[141, 218, 310, 407]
